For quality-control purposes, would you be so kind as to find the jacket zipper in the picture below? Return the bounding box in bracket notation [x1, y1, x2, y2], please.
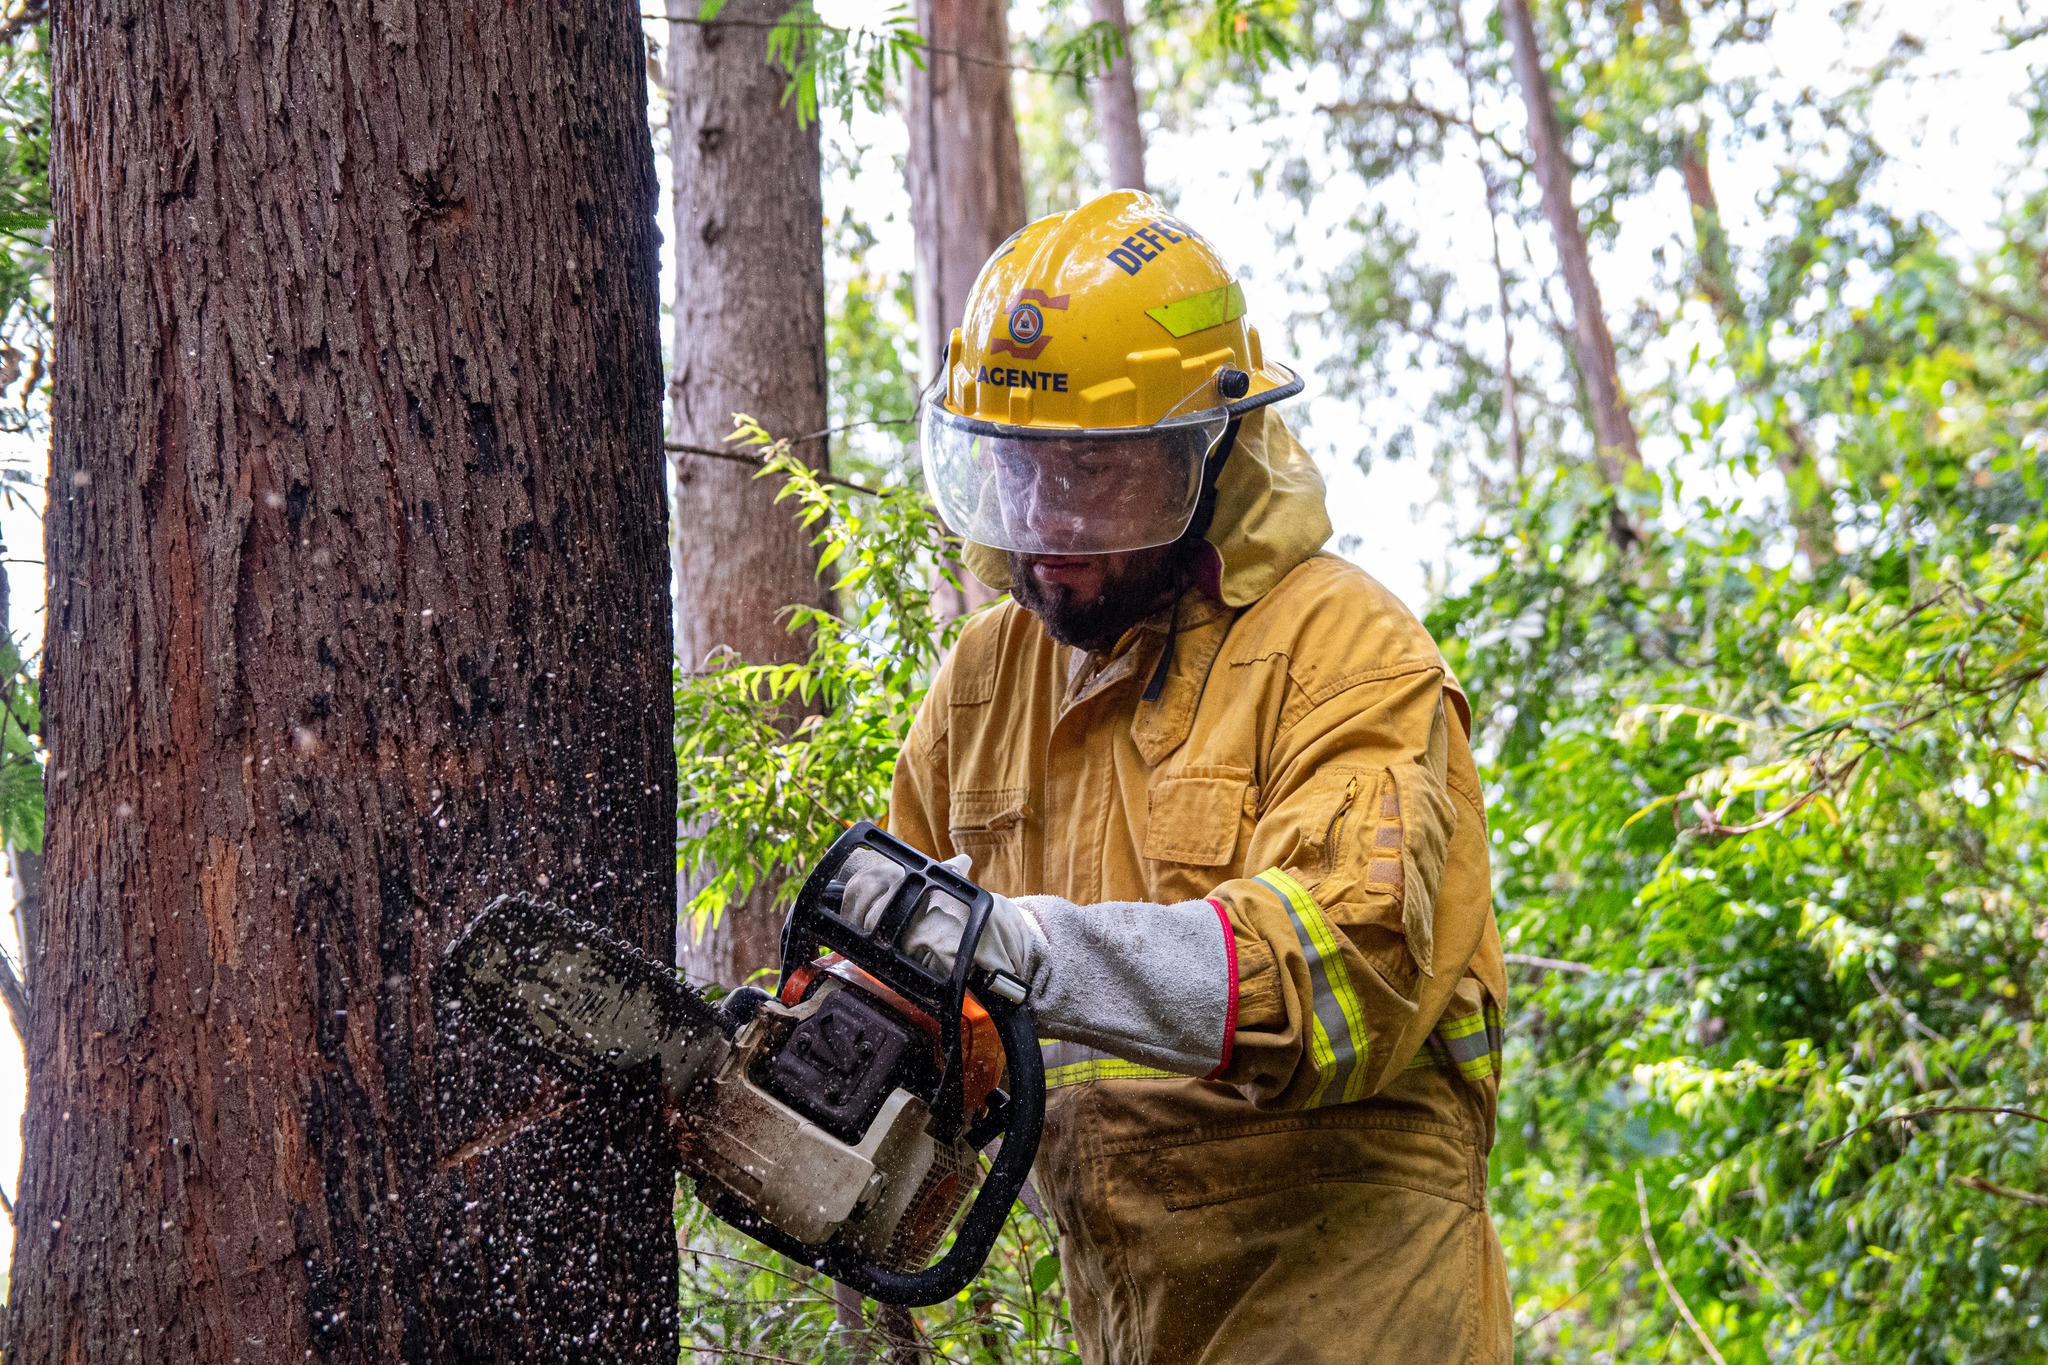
[1323, 775, 1361, 875]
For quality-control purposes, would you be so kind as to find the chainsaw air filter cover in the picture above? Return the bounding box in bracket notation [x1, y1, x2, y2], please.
[762, 982, 928, 1144]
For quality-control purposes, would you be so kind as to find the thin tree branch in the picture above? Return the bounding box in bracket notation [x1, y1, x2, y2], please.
[1505, 951, 1601, 975]
[1636, 1171, 1730, 1365]
[667, 442, 885, 497]
[1514, 1232, 1640, 1339]
[1810, 1105, 2048, 1159]
[655, 14, 1083, 79]
[676, 1237, 838, 1296]
[1956, 1175, 2048, 1208]
[1450, 4, 1525, 481]
[679, 1345, 829, 1365]
[1500, 0, 1644, 487]
[1726, 1235, 1848, 1365]
[1967, 284, 2048, 340]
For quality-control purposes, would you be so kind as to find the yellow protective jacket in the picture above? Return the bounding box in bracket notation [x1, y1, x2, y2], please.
[889, 408, 1511, 1365]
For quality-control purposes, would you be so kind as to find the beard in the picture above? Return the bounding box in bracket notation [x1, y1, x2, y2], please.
[1007, 538, 1202, 655]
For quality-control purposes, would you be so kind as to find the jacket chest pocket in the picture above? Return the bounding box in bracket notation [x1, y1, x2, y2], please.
[948, 786, 1029, 893]
[1144, 766, 1252, 870]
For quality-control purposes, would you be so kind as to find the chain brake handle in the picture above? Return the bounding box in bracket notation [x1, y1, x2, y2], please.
[773, 820, 1044, 1305]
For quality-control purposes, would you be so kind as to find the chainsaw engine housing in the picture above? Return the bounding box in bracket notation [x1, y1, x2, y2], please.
[688, 979, 979, 1270]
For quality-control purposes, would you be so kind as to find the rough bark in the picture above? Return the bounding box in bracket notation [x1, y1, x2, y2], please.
[11, 1, 676, 1361]
[1087, 0, 1147, 192]
[666, 0, 830, 987]
[1501, 0, 1643, 487]
[906, 0, 1026, 616]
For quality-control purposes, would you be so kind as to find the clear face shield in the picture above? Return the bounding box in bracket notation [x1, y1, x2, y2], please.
[918, 377, 1235, 556]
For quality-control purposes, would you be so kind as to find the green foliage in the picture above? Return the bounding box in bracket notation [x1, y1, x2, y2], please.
[676, 1193, 1079, 1361]
[1012, 60, 1101, 222]
[823, 211, 920, 482]
[0, 8, 49, 437]
[1138, 0, 1301, 74]
[673, 421, 968, 947]
[692, 0, 924, 128]
[0, 610, 39, 854]
[1302, 1, 2048, 1357]
[0, 8, 49, 859]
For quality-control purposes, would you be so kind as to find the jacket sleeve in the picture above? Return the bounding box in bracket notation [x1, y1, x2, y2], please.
[1207, 663, 1490, 1108]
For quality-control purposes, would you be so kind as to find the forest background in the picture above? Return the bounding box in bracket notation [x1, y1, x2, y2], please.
[0, 0, 2041, 1361]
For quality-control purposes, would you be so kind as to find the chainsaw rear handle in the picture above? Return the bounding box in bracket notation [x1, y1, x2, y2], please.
[769, 820, 1046, 1305]
[708, 987, 1044, 1306]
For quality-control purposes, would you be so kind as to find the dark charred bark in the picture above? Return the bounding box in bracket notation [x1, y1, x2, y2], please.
[11, 1, 676, 1361]
[1501, 0, 1644, 493]
[1087, 0, 1147, 192]
[665, 0, 830, 987]
[907, 0, 1026, 617]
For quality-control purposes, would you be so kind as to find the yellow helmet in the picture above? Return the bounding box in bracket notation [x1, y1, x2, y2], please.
[920, 189, 1302, 557]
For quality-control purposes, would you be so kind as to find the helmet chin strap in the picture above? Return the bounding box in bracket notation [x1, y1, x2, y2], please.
[1186, 417, 1244, 543]
[1142, 416, 1243, 704]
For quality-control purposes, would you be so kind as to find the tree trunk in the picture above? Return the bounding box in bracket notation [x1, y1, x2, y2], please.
[1087, 0, 1147, 191]
[1650, 0, 1834, 567]
[907, 0, 1026, 618]
[1501, 0, 1643, 487]
[11, 1, 676, 1360]
[666, 0, 831, 987]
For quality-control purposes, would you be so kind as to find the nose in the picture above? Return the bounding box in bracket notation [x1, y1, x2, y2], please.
[1012, 466, 1088, 546]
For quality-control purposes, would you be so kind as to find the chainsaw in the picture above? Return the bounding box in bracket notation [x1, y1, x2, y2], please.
[437, 821, 1044, 1307]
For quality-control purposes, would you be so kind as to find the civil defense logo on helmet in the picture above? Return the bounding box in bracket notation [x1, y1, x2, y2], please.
[990, 289, 1068, 362]
[1009, 301, 1043, 346]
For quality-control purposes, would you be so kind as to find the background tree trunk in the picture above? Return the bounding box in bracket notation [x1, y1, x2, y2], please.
[1087, 0, 1148, 191]
[9, 1, 676, 1360]
[665, 0, 830, 987]
[1650, 0, 1833, 568]
[907, 0, 1027, 617]
[1501, 0, 1643, 486]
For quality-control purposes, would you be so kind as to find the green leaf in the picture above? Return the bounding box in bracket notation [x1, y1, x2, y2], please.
[1030, 1252, 1061, 1295]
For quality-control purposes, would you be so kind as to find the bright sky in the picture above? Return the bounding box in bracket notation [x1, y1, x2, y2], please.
[0, 0, 2036, 1268]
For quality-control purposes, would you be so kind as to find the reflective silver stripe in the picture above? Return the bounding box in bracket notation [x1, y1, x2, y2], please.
[1436, 1004, 1503, 1079]
[1254, 868, 1370, 1107]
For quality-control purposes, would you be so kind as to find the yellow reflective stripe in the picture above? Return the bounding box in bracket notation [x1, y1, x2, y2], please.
[1040, 1039, 1180, 1089]
[1254, 868, 1372, 1107]
[1439, 1011, 1489, 1041]
[1045, 1059, 1182, 1087]
[1435, 1003, 1504, 1079]
[1144, 280, 1248, 339]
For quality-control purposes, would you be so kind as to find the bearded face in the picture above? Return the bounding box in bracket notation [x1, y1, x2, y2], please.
[1006, 538, 1202, 656]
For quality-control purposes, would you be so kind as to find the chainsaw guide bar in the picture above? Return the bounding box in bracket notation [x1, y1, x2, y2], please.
[437, 822, 1044, 1306]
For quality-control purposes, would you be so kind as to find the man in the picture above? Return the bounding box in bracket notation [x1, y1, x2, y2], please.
[853, 190, 1511, 1363]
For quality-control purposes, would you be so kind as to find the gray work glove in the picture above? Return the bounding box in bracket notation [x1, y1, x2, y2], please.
[838, 850, 1046, 984]
[837, 850, 1235, 1079]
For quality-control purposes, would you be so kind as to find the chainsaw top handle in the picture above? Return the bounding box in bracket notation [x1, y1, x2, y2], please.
[775, 820, 1045, 1305]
